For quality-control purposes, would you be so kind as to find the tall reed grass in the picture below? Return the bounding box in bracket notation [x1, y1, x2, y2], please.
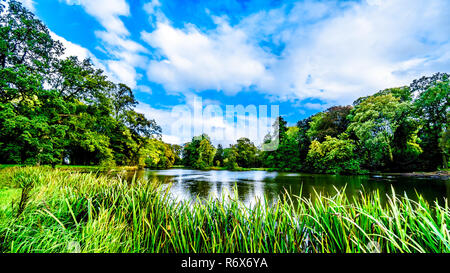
[0, 167, 449, 253]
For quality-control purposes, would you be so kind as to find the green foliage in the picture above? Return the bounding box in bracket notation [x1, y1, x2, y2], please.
[0, 1, 162, 167]
[307, 106, 352, 141]
[306, 135, 362, 174]
[353, 86, 411, 106]
[143, 139, 176, 169]
[223, 147, 238, 170]
[261, 117, 303, 171]
[182, 134, 216, 170]
[413, 75, 450, 170]
[347, 94, 414, 169]
[233, 138, 258, 168]
[213, 144, 224, 167]
[170, 144, 183, 166]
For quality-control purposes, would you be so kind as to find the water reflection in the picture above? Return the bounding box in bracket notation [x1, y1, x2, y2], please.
[128, 169, 450, 207]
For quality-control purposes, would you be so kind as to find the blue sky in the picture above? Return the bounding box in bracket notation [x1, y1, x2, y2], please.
[20, 0, 450, 145]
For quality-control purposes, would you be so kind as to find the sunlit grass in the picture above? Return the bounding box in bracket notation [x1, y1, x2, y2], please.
[0, 166, 449, 253]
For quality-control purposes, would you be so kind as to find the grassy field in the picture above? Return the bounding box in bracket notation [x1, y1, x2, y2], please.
[0, 166, 449, 253]
[0, 164, 139, 170]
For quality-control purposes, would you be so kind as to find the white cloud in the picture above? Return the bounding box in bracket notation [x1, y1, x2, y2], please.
[261, 0, 450, 104]
[64, 0, 130, 35]
[141, 20, 272, 94]
[136, 85, 152, 94]
[62, 0, 148, 88]
[303, 103, 326, 110]
[49, 31, 134, 87]
[18, 0, 35, 12]
[143, 0, 161, 14]
[141, 0, 450, 105]
[143, 0, 167, 26]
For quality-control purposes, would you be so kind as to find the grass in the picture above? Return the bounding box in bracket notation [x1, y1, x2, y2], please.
[0, 164, 139, 172]
[0, 166, 449, 253]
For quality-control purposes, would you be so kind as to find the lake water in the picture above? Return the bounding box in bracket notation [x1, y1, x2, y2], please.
[129, 168, 450, 206]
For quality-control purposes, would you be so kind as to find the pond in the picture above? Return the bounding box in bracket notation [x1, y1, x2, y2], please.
[127, 168, 450, 207]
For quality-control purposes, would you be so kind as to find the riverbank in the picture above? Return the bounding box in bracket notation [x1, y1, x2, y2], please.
[376, 170, 450, 180]
[2, 164, 448, 180]
[1, 167, 450, 253]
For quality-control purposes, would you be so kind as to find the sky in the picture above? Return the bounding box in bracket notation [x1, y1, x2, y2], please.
[20, 0, 450, 146]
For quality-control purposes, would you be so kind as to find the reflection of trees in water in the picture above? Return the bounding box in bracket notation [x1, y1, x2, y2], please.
[185, 180, 213, 199]
[147, 171, 176, 182]
[235, 181, 253, 202]
[139, 169, 450, 207]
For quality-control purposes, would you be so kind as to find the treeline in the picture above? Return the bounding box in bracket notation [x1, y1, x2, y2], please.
[181, 73, 449, 173]
[0, 1, 172, 167]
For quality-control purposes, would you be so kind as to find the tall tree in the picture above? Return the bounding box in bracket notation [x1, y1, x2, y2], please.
[213, 144, 224, 166]
[234, 138, 258, 168]
[413, 74, 450, 169]
[306, 106, 352, 142]
[182, 134, 216, 169]
[347, 94, 413, 170]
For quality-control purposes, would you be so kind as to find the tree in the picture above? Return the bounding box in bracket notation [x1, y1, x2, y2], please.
[296, 116, 312, 164]
[182, 134, 216, 169]
[170, 144, 183, 165]
[261, 116, 287, 169]
[233, 138, 258, 168]
[353, 86, 411, 106]
[213, 144, 224, 166]
[143, 139, 176, 169]
[306, 135, 362, 174]
[347, 94, 413, 169]
[261, 117, 303, 171]
[306, 106, 352, 142]
[0, 0, 63, 102]
[0, 1, 162, 167]
[440, 114, 449, 169]
[223, 146, 238, 170]
[413, 74, 450, 169]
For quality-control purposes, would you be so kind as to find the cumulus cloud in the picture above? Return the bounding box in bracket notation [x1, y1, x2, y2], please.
[18, 0, 35, 12]
[143, 0, 167, 26]
[142, 0, 450, 105]
[63, 0, 130, 35]
[141, 20, 271, 94]
[62, 0, 148, 88]
[49, 31, 137, 89]
[261, 0, 450, 104]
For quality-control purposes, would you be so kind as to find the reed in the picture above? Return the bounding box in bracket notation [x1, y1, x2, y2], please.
[0, 167, 449, 253]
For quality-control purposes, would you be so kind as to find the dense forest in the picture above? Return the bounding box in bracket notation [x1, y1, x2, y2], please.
[0, 1, 179, 168]
[0, 1, 448, 174]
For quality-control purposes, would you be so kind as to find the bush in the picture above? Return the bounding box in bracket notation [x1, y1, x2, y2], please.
[306, 135, 363, 174]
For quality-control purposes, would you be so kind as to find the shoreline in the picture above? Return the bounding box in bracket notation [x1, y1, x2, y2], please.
[172, 166, 450, 179]
[378, 171, 450, 179]
[2, 164, 449, 179]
